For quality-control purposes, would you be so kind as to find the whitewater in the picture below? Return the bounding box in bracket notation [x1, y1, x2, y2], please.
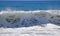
[0, 9, 60, 36]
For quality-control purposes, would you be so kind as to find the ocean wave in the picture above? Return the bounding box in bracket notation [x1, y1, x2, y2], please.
[0, 8, 60, 28]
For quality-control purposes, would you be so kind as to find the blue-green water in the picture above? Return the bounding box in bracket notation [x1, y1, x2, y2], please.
[0, 1, 60, 10]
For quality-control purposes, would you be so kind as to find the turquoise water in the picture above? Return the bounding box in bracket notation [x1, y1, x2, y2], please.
[0, 1, 60, 10]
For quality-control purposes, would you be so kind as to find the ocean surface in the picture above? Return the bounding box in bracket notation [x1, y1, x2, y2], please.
[0, 1, 60, 36]
[0, 1, 60, 10]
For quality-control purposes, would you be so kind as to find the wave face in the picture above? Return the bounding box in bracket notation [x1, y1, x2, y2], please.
[0, 9, 60, 28]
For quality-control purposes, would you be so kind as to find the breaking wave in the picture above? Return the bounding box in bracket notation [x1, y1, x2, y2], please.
[0, 8, 60, 28]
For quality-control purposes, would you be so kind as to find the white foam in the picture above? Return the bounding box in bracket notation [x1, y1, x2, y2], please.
[0, 23, 60, 36]
[0, 9, 60, 15]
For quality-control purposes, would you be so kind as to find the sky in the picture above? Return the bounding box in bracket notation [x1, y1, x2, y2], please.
[0, 0, 60, 1]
